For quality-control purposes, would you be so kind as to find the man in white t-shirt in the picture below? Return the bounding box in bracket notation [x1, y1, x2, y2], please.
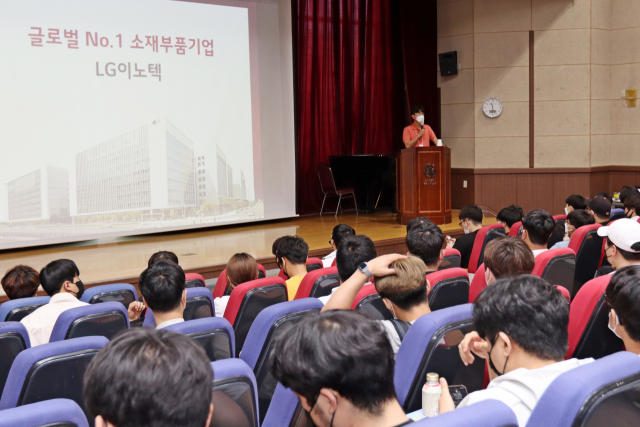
[322, 254, 431, 355]
[438, 275, 593, 427]
[521, 209, 555, 257]
[322, 224, 355, 268]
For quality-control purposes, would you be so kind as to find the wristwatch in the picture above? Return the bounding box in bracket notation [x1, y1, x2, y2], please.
[358, 262, 372, 279]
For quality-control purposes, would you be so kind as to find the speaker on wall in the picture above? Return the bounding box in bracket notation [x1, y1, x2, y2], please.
[439, 51, 458, 77]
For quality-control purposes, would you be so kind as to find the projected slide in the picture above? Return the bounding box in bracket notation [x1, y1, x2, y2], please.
[0, 0, 296, 249]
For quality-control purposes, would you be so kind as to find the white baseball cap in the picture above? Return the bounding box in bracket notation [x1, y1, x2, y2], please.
[597, 218, 640, 253]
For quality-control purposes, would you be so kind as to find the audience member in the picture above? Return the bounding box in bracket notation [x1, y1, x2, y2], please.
[588, 196, 612, 225]
[619, 186, 639, 203]
[405, 216, 434, 233]
[139, 261, 186, 329]
[322, 224, 355, 267]
[496, 206, 523, 234]
[550, 209, 595, 249]
[323, 254, 431, 355]
[624, 194, 640, 221]
[214, 253, 259, 317]
[271, 310, 410, 427]
[565, 194, 587, 213]
[440, 275, 593, 426]
[483, 237, 535, 285]
[406, 222, 445, 273]
[597, 219, 640, 271]
[21, 259, 143, 346]
[521, 209, 555, 257]
[148, 250, 179, 267]
[605, 265, 640, 355]
[450, 205, 483, 268]
[84, 328, 214, 427]
[276, 235, 309, 300]
[1, 265, 39, 300]
[595, 191, 612, 201]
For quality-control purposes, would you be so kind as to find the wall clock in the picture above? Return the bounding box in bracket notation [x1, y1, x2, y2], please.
[482, 97, 503, 118]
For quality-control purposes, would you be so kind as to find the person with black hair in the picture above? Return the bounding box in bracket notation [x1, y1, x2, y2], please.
[147, 250, 179, 267]
[565, 194, 587, 213]
[405, 216, 434, 233]
[624, 194, 640, 221]
[550, 209, 595, 249]
[449, 205, 483, 268]
[322, 224, 356, 267]
[271, 310, 411, 427]
[21, 259, 144, 346]
[402, 105, 438, 148]
[275, 235, 309, 300]
[496, 206, 523, 234]
[619, 186, 639, 203]
[521, 209, 555, 257]
[605, 265, 640, 355]
[139, 261, 187, 329]
[597, 219, 640, 271]
[440, 275, 593, 426]
[84, 328, 214, 427]
[406, 223, 445, 273]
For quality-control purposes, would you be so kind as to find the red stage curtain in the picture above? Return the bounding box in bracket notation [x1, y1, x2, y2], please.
[294, 0, 437, 215]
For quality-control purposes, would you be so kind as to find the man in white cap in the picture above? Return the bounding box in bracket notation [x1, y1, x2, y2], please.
[597, 219, 640, 271]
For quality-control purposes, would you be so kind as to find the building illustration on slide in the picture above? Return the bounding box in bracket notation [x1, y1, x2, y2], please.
[5, 166, 70, 222]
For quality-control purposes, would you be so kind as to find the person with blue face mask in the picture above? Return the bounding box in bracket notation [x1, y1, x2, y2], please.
[439, 275, 593, 427]
[605, 265, 640, 355]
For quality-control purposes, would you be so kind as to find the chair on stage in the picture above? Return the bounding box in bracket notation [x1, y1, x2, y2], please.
[318, 163, 357, 216]
[0, 296, 50, 322]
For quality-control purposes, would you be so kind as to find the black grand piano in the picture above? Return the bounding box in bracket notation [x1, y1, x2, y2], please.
[329, 154, 396, 212]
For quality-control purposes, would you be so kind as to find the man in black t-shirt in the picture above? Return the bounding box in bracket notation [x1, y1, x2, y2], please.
[449, 205, 483, 269]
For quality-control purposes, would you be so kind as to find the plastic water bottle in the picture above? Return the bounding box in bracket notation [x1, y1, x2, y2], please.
[422, 373, 441, 417]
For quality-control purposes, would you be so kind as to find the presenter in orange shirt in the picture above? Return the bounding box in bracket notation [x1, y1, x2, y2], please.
[403, 105, 438, 148]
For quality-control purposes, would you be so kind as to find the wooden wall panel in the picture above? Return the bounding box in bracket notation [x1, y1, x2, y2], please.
[553, 173, 591, 215]
[610, 171, 638, 194]
[451, 170, 475, 209]
[478, 174, 517, 213]
[516, 174, 555, 214]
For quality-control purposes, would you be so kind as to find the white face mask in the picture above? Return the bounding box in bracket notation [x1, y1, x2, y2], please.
[485, 268, 492, 285]
[564, 222, 569, 234]
[608, 312, 622, 339]
[416, 115, 424, 125]
[564, 207, 570, 215]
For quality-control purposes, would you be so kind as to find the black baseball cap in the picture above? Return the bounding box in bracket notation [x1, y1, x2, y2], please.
[588, 196, 611, 217]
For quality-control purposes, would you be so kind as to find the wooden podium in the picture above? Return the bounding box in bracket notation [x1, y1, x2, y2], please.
[397, 146, 452, 225]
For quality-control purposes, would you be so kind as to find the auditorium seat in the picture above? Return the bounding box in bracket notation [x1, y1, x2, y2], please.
[395, 304, 484, 413]
[0, 399, 89, 427]
[0, 336, 108, 422]
[79, 283, 137, 308]
[293, 266, 340, 299]
[508, 221, 522, 237]
[568, 223, 603, 298]
[351, 283, 393, 320]
[426, 268, 469, 311]
[164, 317, 235, 362]
[262, 383, 301, 427]
[185, 272, 206, 288]
[527, 352, 640, 427]
[609, 208, 626, 221]
[213, 264, 267, 299]
[210, 358, 259, 427]
[277, 258, 324, 282]
[0, 296, 50, 322]
[240, 299, 323, 423]
[556, 285, 572, 303]
[318, 162, 357, 216]
[0, 323, 30, 396]
[49, 302, 129, 342]
[468, 264, 487, 303]
[531, 248, 576, 294]
[412, 400, 517, 427]
[467, 224, 505, 274]
[143, 287, 216, 328]
[223, 277, 288, 356]
[438, 248, 461, 270]
[553, 214, 567, 224]
[567, 274, 623, 360]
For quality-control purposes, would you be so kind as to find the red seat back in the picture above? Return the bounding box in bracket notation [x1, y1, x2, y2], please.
[351, 283, 393, 320]
[567, 274, 623, 359]
[531, 248, 576, 294]
[185, 273, 206, 288]
[555, 285, 571, 303]
[468, 264, 487, 303]
[568, 224, 603, 298]
[425, 268, 469, 311]
[508, 221, 522, 237]
[438, 248, 461, 270]
[223, 277, 288, 356]
[293, 267, 340, 299]
[468, 224, 506, 273]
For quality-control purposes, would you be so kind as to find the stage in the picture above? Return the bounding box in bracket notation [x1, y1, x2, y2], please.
[0, 209, 497, 299]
